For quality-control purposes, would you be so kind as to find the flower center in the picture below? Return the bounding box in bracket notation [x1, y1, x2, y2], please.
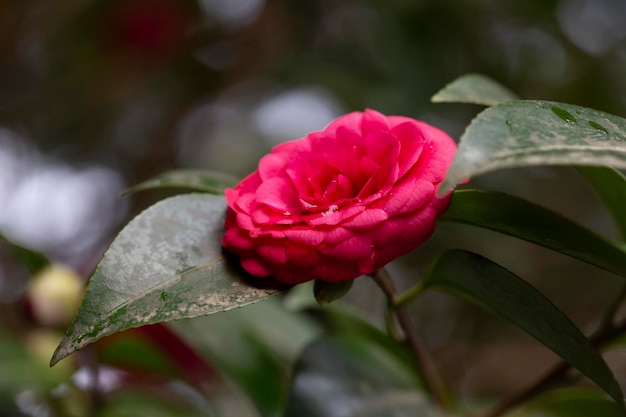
[298, 173, 360, 216]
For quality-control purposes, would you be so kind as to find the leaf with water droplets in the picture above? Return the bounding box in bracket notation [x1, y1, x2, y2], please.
[431, 73, 519, 106]
[51, 194, 280, 366]
[440, 100, 626, 193]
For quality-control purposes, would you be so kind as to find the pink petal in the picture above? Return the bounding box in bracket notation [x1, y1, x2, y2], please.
[323, 174, 356, 201]
[324, 111, 363, 136]
[342, 209, 388, 229]
[311, 128, 362, 185]
[361, 109, 389, 137]
[256, 240, 288, 264]
[322, 234, 372, 261]
[236, 212, 254, 230]
[384, 178, 434, 214]
[241, 255, 272, 277]
[363, 130, 400, 189]
[272, 136, 310, 156]
[392, 121, 425, 179]
[255, 178, 299, 212]
[309, 205, 364, 226]
[321, 226, 351, 245]
[272, 268, 313, 285]
[284, 243, 322, 267]
[222, 227, 253, 250]
[406, 125, 457, 184]
[357, 254, 376, 275]
[284, 228, 326, 246]
[258, 153, 287, 181]
[308, 260, 362, 282]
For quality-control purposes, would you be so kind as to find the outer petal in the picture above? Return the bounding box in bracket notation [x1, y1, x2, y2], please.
[255, 178, 299, 212]
[321, 234, 372, 261]
[361, 109, 390, 137]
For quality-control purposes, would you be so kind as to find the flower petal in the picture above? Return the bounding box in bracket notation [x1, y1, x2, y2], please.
[256, 178, 299, 212]
[361, 109, 389, 137]
[342, 209, 388, 229]
[322, 235, 372, 261]
[284, 228, 326, 246]
[241, 255, 271, 277]
[392, 121, 425, 179]
[384, 178, 434, 214]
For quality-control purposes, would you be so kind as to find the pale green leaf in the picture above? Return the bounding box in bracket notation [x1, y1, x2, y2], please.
[423, 250, 624, 406]
[431, 73, 519, 106]
[440, 100, 626, 194]
[51, 194, 279, 366]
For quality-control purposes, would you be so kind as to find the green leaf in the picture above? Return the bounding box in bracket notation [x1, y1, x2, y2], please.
[171, 298, 321, 417]
[513, 388, 626, 417]
[123, 169, 239, 196]
[431, 73, 519, 106]
[284, 330, 440, 417]
[441, 190, 626, 278]
[51, 194, 280, 366]
[422, 250, 624, 406]
[313, 279, 353, 305]
[439, 100, 626, 194]
[577, 166, 626, 239]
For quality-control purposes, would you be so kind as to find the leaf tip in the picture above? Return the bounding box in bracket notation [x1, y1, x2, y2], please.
[49, 338, 71, 367]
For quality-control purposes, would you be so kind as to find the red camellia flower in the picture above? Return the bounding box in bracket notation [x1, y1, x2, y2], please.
[222, 109, 457, 284]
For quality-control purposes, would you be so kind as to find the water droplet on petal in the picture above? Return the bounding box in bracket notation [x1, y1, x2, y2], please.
[322, 204, 339, 216]
[551, 106, 577, 124]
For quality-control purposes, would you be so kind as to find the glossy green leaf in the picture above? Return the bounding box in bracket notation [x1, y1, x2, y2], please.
[431, 73, 519, 106]
[422, 250, 624, 406]
[440, 100, 626, 193]
[284, 330, 440, 417]
[51, 194, 279, 366]
[171, 298, 321, 417]
[577, 166, 626, 239]
[123, 169, 239, 196]
[313, 279, 353, 305]
[513, 389, 626, 417]
[442, 190, 626, 278]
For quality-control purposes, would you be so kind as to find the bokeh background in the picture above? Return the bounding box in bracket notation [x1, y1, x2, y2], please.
[2, 0, 626, 415]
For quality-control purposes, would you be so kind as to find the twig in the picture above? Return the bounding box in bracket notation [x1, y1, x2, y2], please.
[600, 283, 626, 331]
[369, 268, 451, 410]
[479, 317, 626, 417]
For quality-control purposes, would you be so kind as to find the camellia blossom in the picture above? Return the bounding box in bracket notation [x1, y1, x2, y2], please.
[222, 109, 457, 284]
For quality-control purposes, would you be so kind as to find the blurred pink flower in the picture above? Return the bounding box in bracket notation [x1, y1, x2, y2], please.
[223, 109, 457, 284]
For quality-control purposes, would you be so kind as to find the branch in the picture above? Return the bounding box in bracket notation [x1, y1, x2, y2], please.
[480, 317, 626, 417]
[370, 268, 451, 410]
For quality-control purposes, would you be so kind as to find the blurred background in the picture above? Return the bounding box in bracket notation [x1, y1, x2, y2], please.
[2, 0, 626, 415]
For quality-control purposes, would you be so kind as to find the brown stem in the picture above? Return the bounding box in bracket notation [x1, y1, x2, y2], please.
[370, 268, 450, 410]
[480, 318, 626, 417]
